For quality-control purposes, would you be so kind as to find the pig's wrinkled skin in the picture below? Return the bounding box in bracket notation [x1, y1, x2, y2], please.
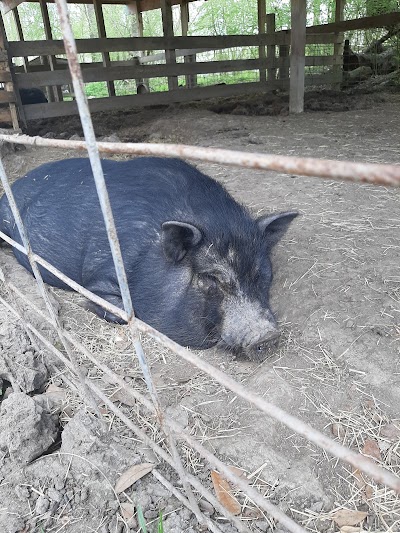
[0, 157, 297, 361]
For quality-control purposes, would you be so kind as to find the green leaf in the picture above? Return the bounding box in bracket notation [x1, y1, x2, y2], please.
[136, 504, 148, 533]
[158, 511, 164, 533]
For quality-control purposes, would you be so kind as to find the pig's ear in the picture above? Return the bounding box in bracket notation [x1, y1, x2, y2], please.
[161, 221, 203, 262]
[257, 211, 298, 248]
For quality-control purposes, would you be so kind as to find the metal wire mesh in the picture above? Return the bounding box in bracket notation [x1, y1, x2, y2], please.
[0, 1, 400, 532]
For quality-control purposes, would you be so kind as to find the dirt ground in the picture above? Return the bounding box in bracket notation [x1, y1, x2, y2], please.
[0, 88, 399, 533]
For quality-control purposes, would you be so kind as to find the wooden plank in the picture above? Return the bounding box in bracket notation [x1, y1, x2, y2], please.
[290, 0, 306, 113]
[9, 33, 337, 58]
[22, 79, 287, 119]
[257, 0, 266, 82]
[17, 55, 339, 88]
[307, 11, 400, 34]
[0, 69, 12, 81]
[332, 0, 344, 90]
[160, 0, 178, 91]
[0, 0, 24, 15]
[266, 13, 276, 81]
[0, 89, 16, 103]
[0, 106, 13, 124]
[39, 0, 63, 101]
[278, 44, 289, 79]
[12, 7, 29, 72]
[0, 11, 22, 128]
[93, 0, 115, 96]
[181, 0, 196, 88]
[20, 0, 199, 10]
[22, 71, 340, 121]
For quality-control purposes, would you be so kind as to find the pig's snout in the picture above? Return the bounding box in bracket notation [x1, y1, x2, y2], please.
[248, 330, 280, 361]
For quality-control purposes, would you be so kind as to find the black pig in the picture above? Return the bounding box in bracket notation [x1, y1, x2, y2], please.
[0, 157, 297, 361]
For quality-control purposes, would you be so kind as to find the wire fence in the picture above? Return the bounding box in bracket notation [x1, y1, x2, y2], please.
[0, 0, 400, 531]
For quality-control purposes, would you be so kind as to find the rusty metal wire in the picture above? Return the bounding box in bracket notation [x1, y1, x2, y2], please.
[0, 3, 399, 532]
[53, 0, 206, 525]
[2, 225, 400, 497]
[1, 133, 400, 186]
[0, 276, 305, 533]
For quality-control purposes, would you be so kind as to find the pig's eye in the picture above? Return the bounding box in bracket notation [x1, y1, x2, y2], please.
[197, 274, 219, 293]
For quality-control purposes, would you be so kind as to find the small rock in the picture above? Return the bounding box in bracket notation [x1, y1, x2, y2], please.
[69, 134, 81, 141]
[35, 495, 50, 515]
[310, 500, 324, 513]
[198, 499, 215, 515]
[54, 478, 65, 491]
[15, 485, 30, 499]
[43, 132, 56, 138]
[254, 520, 269, 532]
[58, 132, 69, 139]
[101, 133, 121, 143]
[47, 488, 62, 503]
[144, 509, 159, 519]
[80, 487, 89, 502]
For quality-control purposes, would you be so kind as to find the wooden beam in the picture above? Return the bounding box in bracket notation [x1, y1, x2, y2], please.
[257, 0, 266, 82]
[266, 13, 276, 81]
[17, 56, 339, 88]
[332, 0, 345, 90]
[160, 0, 178, 90]
[0, 11, 22, 127]
[93, 0, 115, 96]
[180, 0, 196, 88]
[0, 0, 24, 15]
[12, 7, 29, 72]
[289, 0, 306, 113]
[39, 0, 63, 101]
[22, 73, 340, 121]
[1, 0, 200, 14]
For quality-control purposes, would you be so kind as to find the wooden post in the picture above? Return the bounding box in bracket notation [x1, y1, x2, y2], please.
[93, 0, 116, 97]
[279, 44, 289, 79]
[160, 0, 178, 91]
[0, 13, 23, 129]
[129, 1, 148, 93]
[12, 7, 29, 73]
[38, 0, 63, 102]
[180, 0, 196, 88]
[266, 13, 276, 81]
[289, 0, 306, 113]
[257, 0, 266, 82]
[333, 0, 345, 89]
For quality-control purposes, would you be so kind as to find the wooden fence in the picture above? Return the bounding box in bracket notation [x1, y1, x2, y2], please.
[1, 11, 399, 125]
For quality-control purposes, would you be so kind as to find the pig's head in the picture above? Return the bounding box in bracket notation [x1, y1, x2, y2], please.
[161, 211, 298, 362]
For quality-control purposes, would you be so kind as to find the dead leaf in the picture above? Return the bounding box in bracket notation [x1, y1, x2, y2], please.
[115, 463, 154, 494]
[211, 470, 241, 515]
[380, 423, 400, 440]
[352, 468, 373, 502]
[120, 502, 135, 522]
[332, 509, 368, 527]
[362, 439, 382, 461]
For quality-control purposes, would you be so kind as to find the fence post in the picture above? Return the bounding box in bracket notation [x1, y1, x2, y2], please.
[266, 13, 276, 81]
[289, 0, 306, 113]
[160, 0, 178, 91]
[333, 0, 345, 89]
[180, 0, 196, 88]
[279, 44, 289, 80]
[257, 0, 267, 82]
